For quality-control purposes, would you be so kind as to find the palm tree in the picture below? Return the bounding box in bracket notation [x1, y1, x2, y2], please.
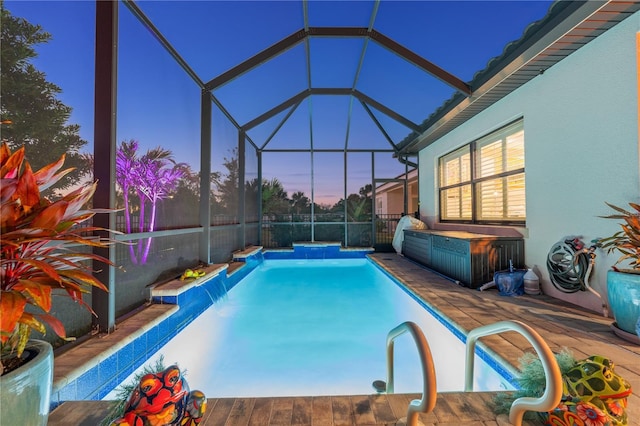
[262, 178, 289, 217]
[115, 140, 139, 234]
[134, 147, 184, 264]
[115, 143, 184, 264]
[116, 140, 140, 264]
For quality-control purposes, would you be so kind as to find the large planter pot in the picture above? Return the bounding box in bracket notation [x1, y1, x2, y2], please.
[607, 270, 640, 336]
[0, 340, 53, 426]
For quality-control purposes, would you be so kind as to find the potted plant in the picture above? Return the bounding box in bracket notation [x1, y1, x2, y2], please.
[0, 142, 116, 425]
[598, 201, 640, 340]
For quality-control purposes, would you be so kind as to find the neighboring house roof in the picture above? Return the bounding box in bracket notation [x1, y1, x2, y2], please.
[375, 168, 418, 194]
[397, 0, 640, 154]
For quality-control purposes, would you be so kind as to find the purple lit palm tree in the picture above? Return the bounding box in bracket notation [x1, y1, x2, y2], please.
[134, 147, 185, 264]
[116, 140, 139, 234]
[115, 142, 185, 264]
[116, 140, 140, 264]
[132, 148, 171, 234]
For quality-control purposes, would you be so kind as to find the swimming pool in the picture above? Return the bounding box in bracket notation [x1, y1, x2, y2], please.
[106, 258, 513, 398]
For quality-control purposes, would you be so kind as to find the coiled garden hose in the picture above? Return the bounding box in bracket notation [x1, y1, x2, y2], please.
[546, 237, 608, 317]
[546, 238, 592, 293]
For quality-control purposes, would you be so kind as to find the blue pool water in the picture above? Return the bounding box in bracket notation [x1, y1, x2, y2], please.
[106, 258, 513, 398]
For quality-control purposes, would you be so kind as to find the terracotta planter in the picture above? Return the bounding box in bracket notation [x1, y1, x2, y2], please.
[0, 340, 53, 426]
[607, 270, 640, 336]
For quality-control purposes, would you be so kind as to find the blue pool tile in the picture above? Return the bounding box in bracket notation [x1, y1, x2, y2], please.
[96, 374, 121, 400]
[159, 324, 178, 347]
[172, 316, 192, 336]
[118, 341, 134, 371]
[117, 362, 137, 384]
[158, 318, 174, 342]
[133, 334, 147, 363]
[146, 326, 159, 352]
[339, 250, 369, 258]
[325, 246, 340, 256]
[99, 353, 118, 384]
[57, 380, 77, 401]
[263, 250, 293, 259]
[154, 294, 177, 304]
[231, 266, 252, 283]
[76, 366, 100, 400]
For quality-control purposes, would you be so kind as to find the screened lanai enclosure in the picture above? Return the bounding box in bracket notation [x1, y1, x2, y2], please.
[2, 0, 565, 336]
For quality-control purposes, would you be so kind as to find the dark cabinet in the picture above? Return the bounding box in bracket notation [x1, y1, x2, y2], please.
[402, 229, 524, 289]
[403, 229, 432, 266]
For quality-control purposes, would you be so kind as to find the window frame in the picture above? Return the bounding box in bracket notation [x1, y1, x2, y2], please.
[438, 119, 525, 226]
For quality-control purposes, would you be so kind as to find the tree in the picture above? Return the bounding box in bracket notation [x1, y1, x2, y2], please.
[214, 149, 239, 217]
[0, 6, 89, 193]
[115, 141, 185, 264]
[115, 140, 139, 234]
[359, 184, 372, 198]
[163, 164, 202, 226]
[261, 178, 290, 216]
[333, 184, 372, 221]
[135, 148, 185, 263]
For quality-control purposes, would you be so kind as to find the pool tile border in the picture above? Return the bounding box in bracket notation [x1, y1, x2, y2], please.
[265, 243, 374, 259]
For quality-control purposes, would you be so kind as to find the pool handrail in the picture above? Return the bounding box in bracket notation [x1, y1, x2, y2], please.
[464, 320, 563, 426]
[385, 321, 437, 426]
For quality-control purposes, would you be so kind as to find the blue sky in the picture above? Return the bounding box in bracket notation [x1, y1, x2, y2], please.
[5, 0, 554, 204]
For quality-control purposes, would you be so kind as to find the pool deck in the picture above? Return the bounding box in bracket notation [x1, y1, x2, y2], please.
[48, 252, 640, 425]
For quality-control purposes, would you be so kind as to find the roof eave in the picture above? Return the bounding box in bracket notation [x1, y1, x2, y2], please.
[398, 0, 640, 154]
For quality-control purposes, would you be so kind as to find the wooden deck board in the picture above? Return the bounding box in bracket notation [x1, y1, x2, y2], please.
[227, 398, 256, 426]
[331, 396, 353, 426]
[350, 395, 377, 425]
[291, 397, 312, 425]
[49, 393, 547, 425]
[48, 253, 640, 425]
[248, 397, 273, 426]
[367, 394, 396, 424]
[311, 396, 333, 426]
[270, 397, 294, 426]
[206, 398, 236, 426]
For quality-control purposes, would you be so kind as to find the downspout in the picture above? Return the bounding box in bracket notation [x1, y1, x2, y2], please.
[394, 152, 418, 217]
[394, 152, 417, 169]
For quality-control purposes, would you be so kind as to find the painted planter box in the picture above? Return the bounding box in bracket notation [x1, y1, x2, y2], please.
[607, 270, 640, 336]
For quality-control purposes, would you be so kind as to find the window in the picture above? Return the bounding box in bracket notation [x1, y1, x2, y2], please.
[438, 120, 525, 224]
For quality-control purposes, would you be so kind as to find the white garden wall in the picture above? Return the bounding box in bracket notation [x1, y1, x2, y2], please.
[418, 11, 640, 314]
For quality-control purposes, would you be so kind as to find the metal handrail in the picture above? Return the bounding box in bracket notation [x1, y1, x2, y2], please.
[464, 320, 563, 426]
[382, 321, 437, 426]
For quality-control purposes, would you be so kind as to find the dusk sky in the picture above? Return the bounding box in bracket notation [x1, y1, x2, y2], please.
[5, 0, 554, 205]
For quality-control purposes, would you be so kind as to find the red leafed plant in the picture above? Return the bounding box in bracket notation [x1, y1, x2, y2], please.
[1, 142, 117, 372]
[598, 202, 640, 272]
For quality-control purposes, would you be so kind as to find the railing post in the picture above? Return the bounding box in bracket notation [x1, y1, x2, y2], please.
[464, 320, 562, 426]
[381, 321, 437, 426]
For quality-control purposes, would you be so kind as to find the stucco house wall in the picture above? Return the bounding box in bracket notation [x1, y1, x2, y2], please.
[418, 11, 639, 314]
